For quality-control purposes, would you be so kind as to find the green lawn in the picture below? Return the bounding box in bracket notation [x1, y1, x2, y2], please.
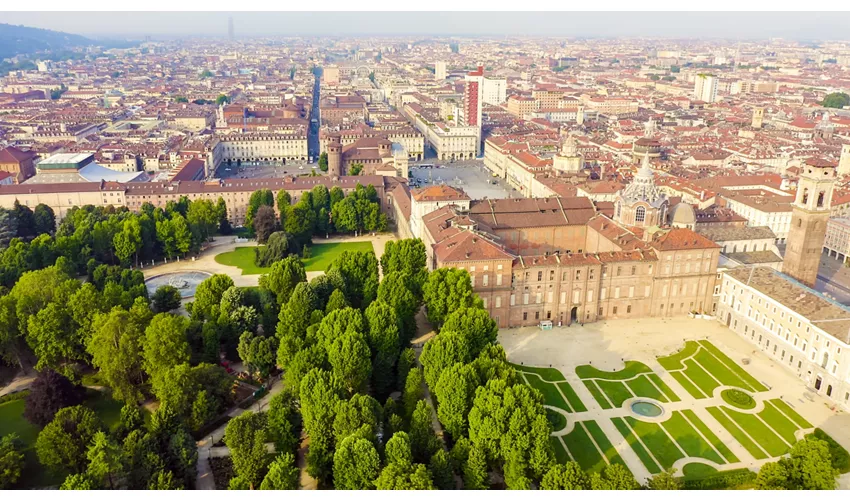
[657, 341, 768, 399]
[214, 246, 268, 275]
[575, 360, 652, 380]
[524, 372, 569, 409]
[658, 340, 700, 371]
[707, 398, 811, 459]
[301, 241, 374, 271]
[0, 390, 132, 488]
[214, 241, 375, 275]
[612, 417, 661, 474]
[546, 408, 567, 432]
[561, 421, 622, 473]
[514, 364, 587, 413]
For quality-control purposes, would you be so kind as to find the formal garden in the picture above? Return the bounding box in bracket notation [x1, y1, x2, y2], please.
[511, 339, 850, 489]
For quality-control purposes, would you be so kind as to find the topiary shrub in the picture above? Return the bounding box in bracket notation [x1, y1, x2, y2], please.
[721, 389, 756, 410]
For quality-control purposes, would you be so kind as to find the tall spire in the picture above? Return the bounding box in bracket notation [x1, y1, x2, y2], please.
[638, 151, 652, 177]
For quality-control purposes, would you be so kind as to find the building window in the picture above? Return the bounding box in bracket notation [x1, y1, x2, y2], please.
[535, 311, 540, 320]
[575, 270, 581, 280]
[523, 312, 527, 321]
[613, 306, 618, 315]
[635, 206, 646, 223]
[537, 271, 543, 281]
[495, 297, 501, 308]
[627, 305, 632, 314]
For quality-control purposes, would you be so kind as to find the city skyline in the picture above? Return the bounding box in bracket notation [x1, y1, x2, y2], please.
[2, 11, 850, 40]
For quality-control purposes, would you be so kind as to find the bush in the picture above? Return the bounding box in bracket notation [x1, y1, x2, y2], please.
[721, 389, 755, 410]
[812, 428, 850, 474]
[683, 469, 756, 490]
[0, 390, 29, 405]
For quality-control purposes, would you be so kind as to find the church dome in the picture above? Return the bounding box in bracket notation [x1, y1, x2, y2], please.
[619, 155, 667, 209]
[668, 202, 696, 229]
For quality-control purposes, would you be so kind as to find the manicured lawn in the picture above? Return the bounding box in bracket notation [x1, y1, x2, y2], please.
[582, 380, 612, 410]
[659, 412, 724, 464]
[612, 417, 661, 474]
[658, 340, 700, 371]
[710, 401, 802, 458]
[623, 416, 684, 469]
[561, 421, 611, 473]
[681, 409, 738, 463]
[647, 374, 681, 402]
[214, 241, 375, 275]
[214, 246, 268, 275]
[706, 406, 768, 460]
[550, 436, 571, 464]
[596, 379, 634, 408]
[771, 399, 812, 428]
[583, 420, 627, 469]
[301, 241, 374, 272]
[659, 340, 768, 400]
[514, 364, 587, 413]
[575, 360, 652, 380]
[697, 341, 767, 391]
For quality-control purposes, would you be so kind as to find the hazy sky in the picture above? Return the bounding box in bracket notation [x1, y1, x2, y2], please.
[2, 12, 850, 40]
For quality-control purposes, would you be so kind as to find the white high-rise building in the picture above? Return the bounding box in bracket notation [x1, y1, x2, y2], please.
[694, 74, 718, 103]
[482, 77, 507, 105]
[435, 61, 447, 81]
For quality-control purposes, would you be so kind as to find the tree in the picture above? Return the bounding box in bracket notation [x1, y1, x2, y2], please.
[327, 250, 379, 309]
[61, 473, 94, 490]
[36, 405, 104, 474]
[13, 200, 35, 240]
[433, 362, 477, 439]
[380, 239, 427, 296]
[590, 463, 640, 490]
[441, 307, 498, 357]
[253, 205, 278, 243]
[333, 436, 381, 489]
[245, 189, 274, 230]
[768, 435, 838, 490]
[192, 274, 234, 319]
[216, 94, 230, 105]
[143, 313, 190, 382]
[260, 256, 306, 305]
[333, 393, 382, 445]
[385, 431, 413, 466]
[156, 214, 192, 259]
[23, 368, 86, 427]
[541, 462, 590, 490]
[33, 204, 56, 236]
[276, 283, 318, 368]
[266, 389, 301, 455]
[152, 285, 182, 313]
[755, 461, 788, 490]
[467, 380, 553, 485]
[363, 300, 401, 397]
[88, 308, 146, 402]
[328, 331, 371, 395]
[463, 445, 488, 490]
[325, 288, 348, 314]
[237, 331, 278, 377]
[409, 400, 440, 464]
[299, 369, 340, 485]
[260, 453, 299, 490]
[822, 92, 850, 109]
[349, 163, 364, 176]
[422, 268, 478, 327]
[402, 367, 424, 422]
[87, 431, 123, 489]
[224, 411, 271, 489]
[150, 470, 183, 490]
[282, 202, 314, 248]
[255, 231, 291, 267]
[378, 272, 420, 344]
[420, 330, 472, 392]
[429, 448, 454, 490]
[186, 199, 219, 245]
[113, 217, 142, 266]
[0, 207, 19, 248]
[318, 152, 328, 172]
[646, 467, 681, 490]
[26, 302, 82, 373]
[0, 434, 25, 489]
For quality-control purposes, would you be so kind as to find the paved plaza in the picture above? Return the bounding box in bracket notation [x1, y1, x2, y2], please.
[499, 316, 850, 484]
[409, 162, 520, 200]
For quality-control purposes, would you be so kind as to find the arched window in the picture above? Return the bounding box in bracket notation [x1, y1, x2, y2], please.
[798, 218, 802, 228]
[635, 206, 646, 223]
[817, 191, 825, 208]
[822, 352, 829, 369]
[802, 188, 809, 204]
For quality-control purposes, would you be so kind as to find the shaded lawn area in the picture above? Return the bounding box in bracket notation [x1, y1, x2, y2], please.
[508, 362, 565, 382]
[301, 241, 374, 271]
[706, 406, 768, 460]
[659, 411, 724, 465]
[582, 380, 612, 409]
[523, 372, 570, 410]
[680, 409, 738, 463]
[563, 422, 611, 472]
[214, 246, 267, 275]
[513, 364, 588, 412]
[0, 390, 132, 488]
[622, 416, 684, 469]
[546, 408, 567, 432]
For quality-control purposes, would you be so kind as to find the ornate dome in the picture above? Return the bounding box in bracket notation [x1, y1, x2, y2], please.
[619, 155, 667, 209]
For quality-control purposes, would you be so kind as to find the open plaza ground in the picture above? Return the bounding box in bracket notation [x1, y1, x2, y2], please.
[500, 316, 850, 485]
[409, 162, 520, 200]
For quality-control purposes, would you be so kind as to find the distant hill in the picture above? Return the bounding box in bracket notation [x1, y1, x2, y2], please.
[0, 23, 93, 60]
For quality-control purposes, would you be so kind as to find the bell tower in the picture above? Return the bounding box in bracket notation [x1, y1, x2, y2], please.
[752, 107, 764, 129]
[783, 158, 837, 287]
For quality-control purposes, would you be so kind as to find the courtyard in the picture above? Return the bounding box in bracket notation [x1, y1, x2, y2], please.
[500, 316, 850, 484]
[409, 162, 519, 200]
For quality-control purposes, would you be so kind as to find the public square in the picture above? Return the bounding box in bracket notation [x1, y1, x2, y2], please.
[409, 161, 520, 200]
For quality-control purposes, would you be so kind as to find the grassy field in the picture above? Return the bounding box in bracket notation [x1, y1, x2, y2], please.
[657, 340, 767, 399]
[706, 398, 812, 459]
[553, 420, 626, 474]
[214, 241, 375, 275]
[214, 247, 269, 275]
[301, 241, 374, 271]
[511, 363, 587, 413]
[0, 389, 130, 488]
[576, 361, 680, 408]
